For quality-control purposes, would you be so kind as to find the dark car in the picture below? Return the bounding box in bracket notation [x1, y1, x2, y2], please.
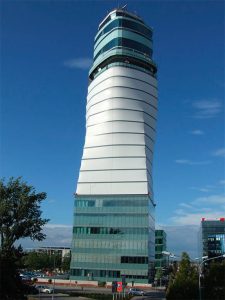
[23, 284, 39, 295]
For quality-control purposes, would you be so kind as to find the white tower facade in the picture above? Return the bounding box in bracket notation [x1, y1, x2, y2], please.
[71, 8, 157, 284]
[77, 66, 157, 195]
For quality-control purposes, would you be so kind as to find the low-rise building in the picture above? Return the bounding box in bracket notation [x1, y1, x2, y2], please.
[26, 246, 71, 261]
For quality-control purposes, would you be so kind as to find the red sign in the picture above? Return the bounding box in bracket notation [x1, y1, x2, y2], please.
[117, 281, 122, 292]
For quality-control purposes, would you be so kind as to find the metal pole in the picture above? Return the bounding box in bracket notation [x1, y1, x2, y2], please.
[198, 265, 202, 300]
[52, 254, 55, 300]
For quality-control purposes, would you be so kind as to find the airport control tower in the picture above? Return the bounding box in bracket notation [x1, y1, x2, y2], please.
[70, 8, 158, 284]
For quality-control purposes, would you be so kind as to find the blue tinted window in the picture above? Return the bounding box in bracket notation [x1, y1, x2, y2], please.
[95, 18, 152, 44]
[94, 37, 152, 61]
[73, 226, 148, 235]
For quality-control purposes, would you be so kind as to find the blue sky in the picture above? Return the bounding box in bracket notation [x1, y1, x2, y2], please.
[1, 0, 224, 257]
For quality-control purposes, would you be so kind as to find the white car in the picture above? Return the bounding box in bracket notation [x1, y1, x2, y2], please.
[35, 285, 54, 294]
[128, 288, 145, 296]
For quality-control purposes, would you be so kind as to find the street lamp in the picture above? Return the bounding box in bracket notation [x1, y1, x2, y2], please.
[197, 254, 225, 300]
[51, 253, 56, 300]
[162, 251, 178, 267]
[161, 251, 178, 286]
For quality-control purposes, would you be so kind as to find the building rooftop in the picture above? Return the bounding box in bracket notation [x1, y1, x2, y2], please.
[98, 8, 145, 30]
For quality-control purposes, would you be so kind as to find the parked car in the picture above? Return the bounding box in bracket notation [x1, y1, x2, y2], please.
[31, 273, 46, 280]
[20, 275, 32, 283]
[128, 288, 145, 296]
[35, 285, 54, 294]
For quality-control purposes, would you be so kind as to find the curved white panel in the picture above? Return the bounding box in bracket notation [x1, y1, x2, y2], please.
[87, 87, 157, 110]
[86, 121, 144, 135]
[87, 110, 156, 128]
[76, 65, 157, 195]
[76, 182, 149, 195]
[80, 157, 148, 170]
[78, 169, 147, 182]
[87, 99, 157, 119]
[88, 77, 158, 101]
[88, 66, 157, 91]
[84, 133, 154, 149]
[82, 145, 151, 159]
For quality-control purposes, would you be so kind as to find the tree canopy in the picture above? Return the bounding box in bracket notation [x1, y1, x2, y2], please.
[0, 177, 49, 253]
[166, 252, 198, 300]
[0, 177, 49, 299]
[203, 260, 225, 300]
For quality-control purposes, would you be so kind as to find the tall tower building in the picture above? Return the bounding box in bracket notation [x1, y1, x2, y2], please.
[70, 8, 157, 284]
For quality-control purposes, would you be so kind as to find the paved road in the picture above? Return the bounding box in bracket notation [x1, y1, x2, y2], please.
[29, 287, 165, 300]
[131, 290, 166, 300]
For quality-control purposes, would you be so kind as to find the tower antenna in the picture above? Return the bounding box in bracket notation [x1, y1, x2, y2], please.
[121, 4, 127, 10]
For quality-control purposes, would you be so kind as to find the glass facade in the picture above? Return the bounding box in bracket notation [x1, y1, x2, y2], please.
[91, 10, 153, 74]
[200, 219, 225, 258]
[94, 37, 152, 61]
[71, 195, 155, 283]
[155, 230, 167, 269]
[95, 18, 152, 44]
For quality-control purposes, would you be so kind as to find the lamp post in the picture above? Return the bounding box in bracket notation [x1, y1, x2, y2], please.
[51, 253, 56, 300]
[161, 251, 178, 286]
[197, 254, 225, 300]
[162, 251, 178, 267]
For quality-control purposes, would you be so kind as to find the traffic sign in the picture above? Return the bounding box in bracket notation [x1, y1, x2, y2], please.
[117, 281, 122, 292]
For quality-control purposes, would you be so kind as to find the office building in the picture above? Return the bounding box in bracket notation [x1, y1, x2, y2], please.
[70, 8, 158, 283]
[200, 218, 225, 258]
[155, 230, 167, 269]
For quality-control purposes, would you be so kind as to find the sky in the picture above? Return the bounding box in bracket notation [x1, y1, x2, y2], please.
[1, 0, 225, 258]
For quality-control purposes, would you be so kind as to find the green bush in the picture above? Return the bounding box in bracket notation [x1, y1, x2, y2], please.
[98, 281, 106, 287]
[69, 292, 131, 300]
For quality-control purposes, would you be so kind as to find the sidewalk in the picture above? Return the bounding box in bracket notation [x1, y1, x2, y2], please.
[28, 295, 96, 300]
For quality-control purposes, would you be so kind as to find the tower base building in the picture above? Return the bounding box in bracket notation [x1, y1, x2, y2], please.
[70, 8, 158, 284]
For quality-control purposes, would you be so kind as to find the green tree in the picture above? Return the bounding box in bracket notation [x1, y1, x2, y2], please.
[61, 252, 71, 272]
[166, 252, 198, 300]
[23, 251, 62, 272]
[23, 251, 47, 270]
[0, 177, 49, 300]
[0, 177, 49, 253]
[155, 268, 163, 286]
[203, 260, 225, 300]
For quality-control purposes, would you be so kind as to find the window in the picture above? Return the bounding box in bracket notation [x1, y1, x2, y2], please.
[121, 256, 148, 264]
[95, 18, 151, 44]
[73, 226, 148, 235]
[94, 37, 152, 61]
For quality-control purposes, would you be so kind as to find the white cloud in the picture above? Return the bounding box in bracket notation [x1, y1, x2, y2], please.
[63, 58, 92, 70]
[190, 130, 204, 135]
[175, 159, 211, 165]
[170, 211, 224, 226]
[45, 223, 72, 229]
[17, 224, 73, 249]
[179, 203, 194, 209]
[47, 198, 56, 204]
[192, 194, 225, 205]
[190, 187, 210, 193]
[212, 148, 225, 158]
[192, 100, 222, 119]
[156, 224, 199, 259]
[170, 194, 225, 229]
